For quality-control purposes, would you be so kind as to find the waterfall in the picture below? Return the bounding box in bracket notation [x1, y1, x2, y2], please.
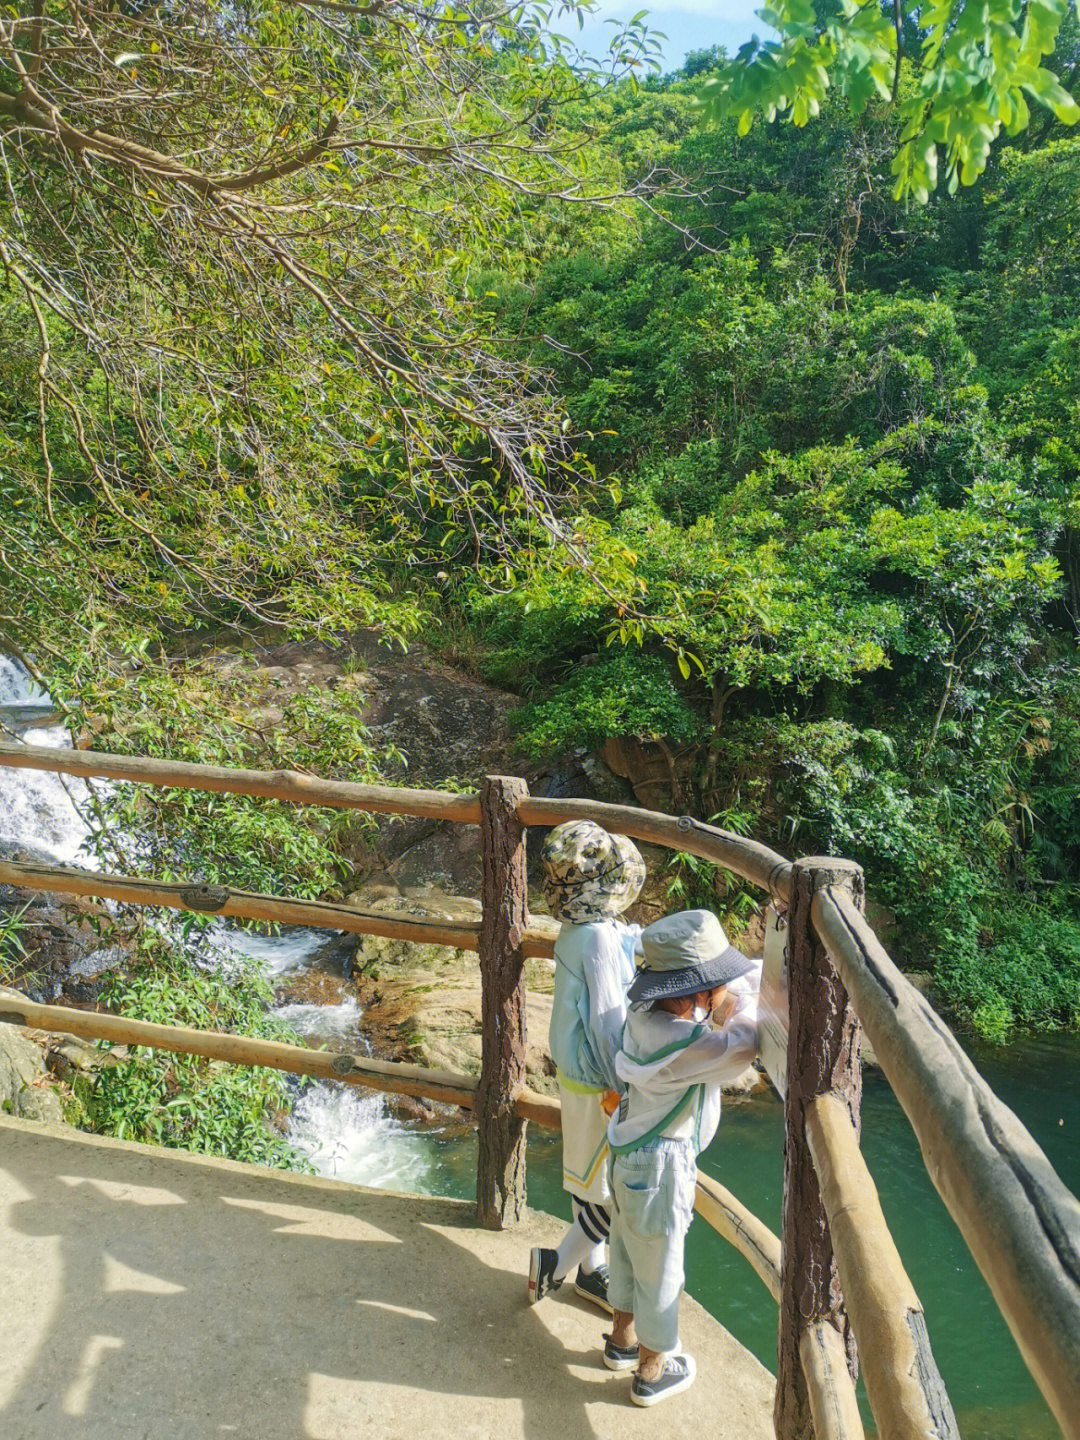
[0, 651, 442, 1192]
[289, 1082, 439, 1191]
[0, 655, 98, 867]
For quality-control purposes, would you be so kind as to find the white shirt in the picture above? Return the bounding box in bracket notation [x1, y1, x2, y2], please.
[607, 962, 761, 1154]
[549, 919, 643, 1091]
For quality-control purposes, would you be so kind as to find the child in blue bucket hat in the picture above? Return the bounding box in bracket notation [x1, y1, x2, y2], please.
[603, 908, 761, 1407]
[527, 819, 646, 1314]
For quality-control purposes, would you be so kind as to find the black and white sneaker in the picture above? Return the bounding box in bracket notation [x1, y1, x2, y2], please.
[574, 1264, 613, 1314]
[630, 1352, 697, 1407]
[602, 1333, 640, 1372]
[528, 1247, 562, 1304]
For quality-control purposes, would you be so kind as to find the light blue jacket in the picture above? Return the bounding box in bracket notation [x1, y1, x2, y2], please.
[549, 919, 642, 1093]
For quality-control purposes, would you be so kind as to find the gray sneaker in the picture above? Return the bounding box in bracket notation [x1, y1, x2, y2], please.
[574, 1264, 613, 1314]
[630, 1352, 697, 1407]
[528, 1247, 562, 1304]
[602, 1333, 640, 1372]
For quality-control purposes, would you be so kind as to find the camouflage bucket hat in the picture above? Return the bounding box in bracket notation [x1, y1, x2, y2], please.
[540, 820, 646, 924]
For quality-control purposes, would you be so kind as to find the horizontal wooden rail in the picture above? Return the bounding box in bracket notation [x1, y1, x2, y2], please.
[693, 1170, 782, 1303]
[0, 991, 560, 1123]
[0, 742, 794, 901]
[813, 886, 1080, 1440]
[799, 1322, 865, 1440]
[0, 991, 480, 1107]
[806, 1092, 958, 1440]
[517, 796, 793, 902]
[0, 859, 559, 959]
[0, 741, 482, 823]
[513, 1088, 562, 1129]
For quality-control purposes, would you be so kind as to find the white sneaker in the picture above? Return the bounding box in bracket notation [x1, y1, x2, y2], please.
[527, 1246, 562, 1304]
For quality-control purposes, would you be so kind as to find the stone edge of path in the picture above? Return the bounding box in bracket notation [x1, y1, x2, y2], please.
[0, 1111, 479, 1212]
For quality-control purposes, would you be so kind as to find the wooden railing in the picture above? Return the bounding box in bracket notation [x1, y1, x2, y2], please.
[1, 738, 1079, 1440]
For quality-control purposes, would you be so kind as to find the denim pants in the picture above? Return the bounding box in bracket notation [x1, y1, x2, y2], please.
[608, 1138, 698, 1354]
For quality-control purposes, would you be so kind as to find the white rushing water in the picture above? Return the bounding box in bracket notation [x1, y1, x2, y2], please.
[231, 925, 429, 1187]
[208, 921, 334, 978]
[0, 655, 100, 866]
[274, 993, 365, 1039]
[0, 652, 432, 1191]
[289, 1085, 437, 1192]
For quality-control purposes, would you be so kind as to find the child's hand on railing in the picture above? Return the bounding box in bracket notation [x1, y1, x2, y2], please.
[711, 992, 739, 1029]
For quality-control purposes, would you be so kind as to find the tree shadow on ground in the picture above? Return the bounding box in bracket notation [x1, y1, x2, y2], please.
[1, 1125, 628, 1440]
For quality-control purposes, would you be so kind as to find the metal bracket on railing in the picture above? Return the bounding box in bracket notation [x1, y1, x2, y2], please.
[179, 884, 230, 912]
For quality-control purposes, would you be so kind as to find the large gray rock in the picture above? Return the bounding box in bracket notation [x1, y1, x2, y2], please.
[0, 1012, 64, 1124]
[64, 943, 130, 1002]
[68, 944, 128, 980]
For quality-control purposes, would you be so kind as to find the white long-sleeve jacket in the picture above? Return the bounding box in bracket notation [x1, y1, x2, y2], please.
[548, 919, 642, 1092]
[606, 963, 761, 1156]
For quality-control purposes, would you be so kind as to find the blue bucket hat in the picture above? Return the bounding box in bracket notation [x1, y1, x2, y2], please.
[627, 909, 754, 1004]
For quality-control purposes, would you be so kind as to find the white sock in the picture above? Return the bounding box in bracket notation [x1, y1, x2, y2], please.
[579, 1240, 606, 1275]
[552, 1220, 594, 1281]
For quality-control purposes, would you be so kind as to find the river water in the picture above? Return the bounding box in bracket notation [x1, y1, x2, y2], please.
[1, 652, 1076, 1439]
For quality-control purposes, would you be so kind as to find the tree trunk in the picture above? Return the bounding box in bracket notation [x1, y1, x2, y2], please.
[703, 678, 735, 805]
[925, 666, 955, 759]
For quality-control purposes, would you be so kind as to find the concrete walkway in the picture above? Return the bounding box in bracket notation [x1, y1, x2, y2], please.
[0, 1115, 774, 1440]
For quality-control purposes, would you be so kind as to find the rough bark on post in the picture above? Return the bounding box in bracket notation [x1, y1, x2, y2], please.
[476, 774, 530, 1230]
[776, 857, 865, 1440]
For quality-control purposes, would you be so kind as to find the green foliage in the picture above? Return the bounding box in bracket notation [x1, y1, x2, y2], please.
[469, 65, 1080, 1039]
[89, 933, 310, 1168]
[512, 651, 700, 754]
[38, 652, 405, 899]
[6, 11, 1080, 1051]
[662, 848, 763, 937]
[766, 696, 1080, 1038]
[699, 0, 1080, 199]
[940, 900, 1080, 1042]
[1, 0, 666, 674]
[0, 903, 30, 984]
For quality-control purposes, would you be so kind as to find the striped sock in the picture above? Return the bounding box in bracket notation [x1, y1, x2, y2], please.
[575, 1201, 611, 1274]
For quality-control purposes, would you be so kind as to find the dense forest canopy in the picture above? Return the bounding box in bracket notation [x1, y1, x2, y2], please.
[4, 2, 1080, 1041]
[0, 0, 663, 660]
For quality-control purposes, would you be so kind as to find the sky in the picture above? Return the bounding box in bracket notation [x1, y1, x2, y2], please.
[566, 1, 772, 72]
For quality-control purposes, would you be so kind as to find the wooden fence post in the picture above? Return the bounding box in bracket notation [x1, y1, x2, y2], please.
[476, 774, 530, 1230]
[776, 857, 865, 1440]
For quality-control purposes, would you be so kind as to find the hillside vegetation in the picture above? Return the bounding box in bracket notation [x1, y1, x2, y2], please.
[468, 42, 1080, 1041]
[4, 6, 1080, 1042]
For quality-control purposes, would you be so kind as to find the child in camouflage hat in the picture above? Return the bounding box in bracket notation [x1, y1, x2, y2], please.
[527, 819, 647, 1313]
